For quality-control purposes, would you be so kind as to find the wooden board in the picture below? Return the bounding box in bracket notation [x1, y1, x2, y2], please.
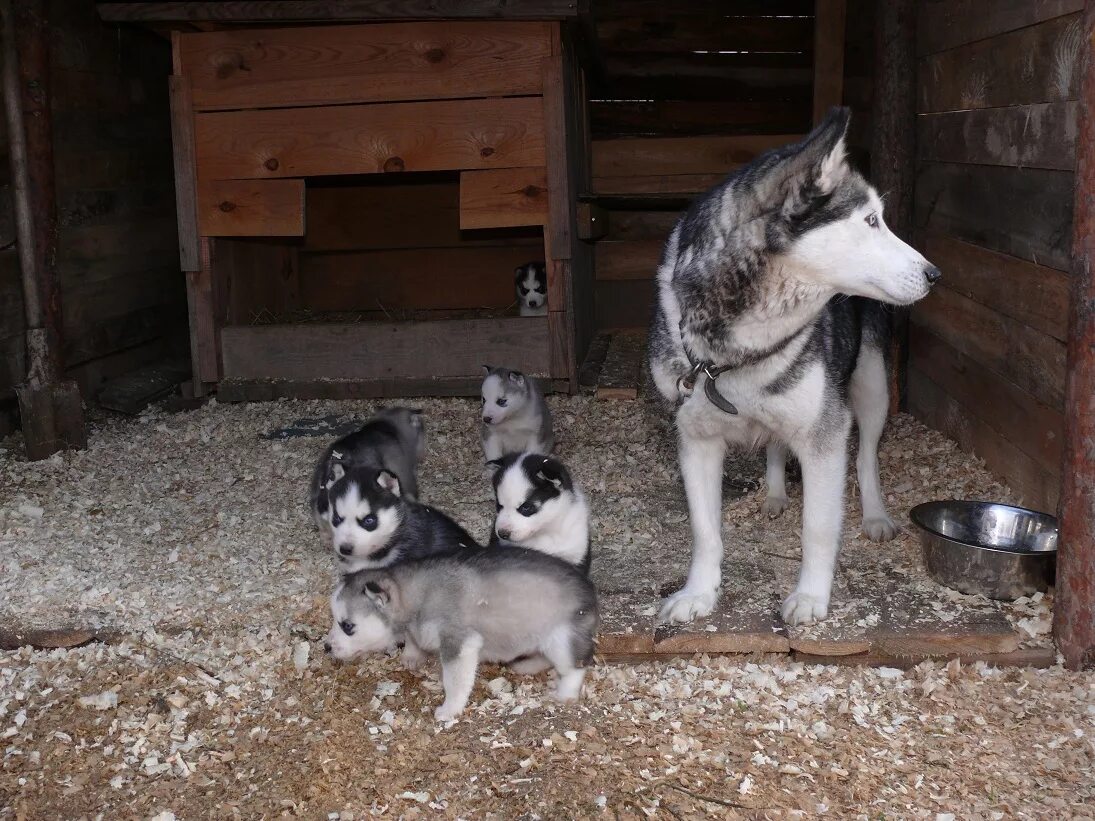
[601, 56, 813, 101]
[168, 73, 200, 271]
[98, 1, 584, 22]
[914, 162, 1074, 271]
[911, 282, 1067, 410]
[909, 324, 1065, 475]
[216, 238, 300, 324]
[605, 210, 679, 242]
[592, 173, 726, 199]
[920, 233, 1070, 342]
[299, 246, 537, 312]
[458, 167, 548, 230]
[218, 376, 499, 402]
[591, 99, 809, 139]
[593, 133, 801, 179]
[595, 329, 646, 400]
[195, 96, 545, 181]
[198, 178, 304, 236]
[596, 15, 812, 54]
[918, 0, 1084, 56]
[812, 0, 847, 123]
[594, 239, 662, 281]
[595, 279, 654, 330]
[179, 22, 551, 111]
[221, 318, 549, 381]
[918, 13, 1085, 113]
[917, 102, 1079, 171]
[187, 238, 218, 389]
[908, 369, 1060, 512]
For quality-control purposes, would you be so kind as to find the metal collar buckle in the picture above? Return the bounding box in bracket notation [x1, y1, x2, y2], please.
[677, 361, 739, 415]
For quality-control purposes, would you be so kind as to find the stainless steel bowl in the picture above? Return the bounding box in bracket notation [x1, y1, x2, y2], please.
[909, 500, 1057, 600]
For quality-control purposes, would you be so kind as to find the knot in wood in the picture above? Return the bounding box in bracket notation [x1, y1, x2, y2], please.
[522, 185, 543, 198]
[218, 201, 236, 213]
[424, 47, 446, 64]
[264, 157, 280, 171]
[480, 146, 496, 158]
[383, 156, 406, 173]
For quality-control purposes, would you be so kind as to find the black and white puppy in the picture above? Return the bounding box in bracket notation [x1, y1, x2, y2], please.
[490, 452, 591, 575]
[322, 463, 477, 573]
[515, 261, 547, 317]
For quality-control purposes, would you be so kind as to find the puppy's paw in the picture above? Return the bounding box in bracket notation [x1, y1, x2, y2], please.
[659, 586, 718, 624]
[781, 591, 829, 626]
[761, 495, 790, 518]
[433, 702, 464, 722]
[508, 655, 552, 676]
[862, 516, 899, 542]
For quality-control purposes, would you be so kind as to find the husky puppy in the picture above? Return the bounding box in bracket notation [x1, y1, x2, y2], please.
[480, 366, 554, 461]
[515, 261, 548, 316]
[489, 453, 591, 575]
[321, 464, 476, 573]
[647, 108, 940, 627]
[311, 407, 425, 536]
[325, 548, 599, 720]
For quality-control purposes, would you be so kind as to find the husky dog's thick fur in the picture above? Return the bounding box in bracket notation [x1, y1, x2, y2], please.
[327, 549, 598, 720]
[480, 366, 554, 461]
[311, 407, 425, 536]
[320, 464, 476, 573]
[489, 452, 591, 574]
[647, 108, 940, 627]
[515, 261, 548, 316]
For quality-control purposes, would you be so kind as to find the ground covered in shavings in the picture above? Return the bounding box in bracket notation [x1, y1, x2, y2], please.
[0, 396, 1084, 818]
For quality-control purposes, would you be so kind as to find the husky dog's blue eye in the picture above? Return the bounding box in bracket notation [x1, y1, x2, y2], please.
[339, 620, 355, 636]
[358, 514, 378, 531]
[865, 213, 879, 228]
[497, 398, 508, 407]
[517, 501, 537, 517]
[331, 512, 344, 526]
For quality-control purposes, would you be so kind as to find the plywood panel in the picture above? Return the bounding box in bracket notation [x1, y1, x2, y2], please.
[195, 97, 545, 180]
[459, 167, 548, 230]
[918, 0, 1084, 56]
[917, 103, 1079, 171]
[179, 22, 551, 110]
[220, 318, 550, 380]
[198, 178, 304, 236]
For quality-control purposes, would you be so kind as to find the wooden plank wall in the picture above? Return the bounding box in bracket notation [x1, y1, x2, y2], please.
[909, 0, 1083, 513]
[0, 0, 186, 412]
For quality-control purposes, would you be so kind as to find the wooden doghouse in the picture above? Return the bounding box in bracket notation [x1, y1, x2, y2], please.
[166, 19, 592, 399]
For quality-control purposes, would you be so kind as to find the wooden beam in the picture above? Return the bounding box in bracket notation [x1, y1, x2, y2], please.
[97, 1, 585, 22]
[1054, 0, 1095, 671]
[168, 72, 200, 270]
[458, 167, 548, 230]
[812, 0, 847, 123]
[198, 178, 305, 236]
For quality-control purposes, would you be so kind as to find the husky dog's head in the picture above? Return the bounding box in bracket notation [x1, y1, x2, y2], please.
[514, 262, 547, 311]
[491, 453, 581, 548]
[759, 107, 939, 304]
[322, 465, 404, 571]
[481, 366, 531, 426]
[324, 573, 398, 660]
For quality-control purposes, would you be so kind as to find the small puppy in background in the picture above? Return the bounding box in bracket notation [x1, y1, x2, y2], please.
[326, 549, 599, 721]
[311, 407, 425, 536]
[515, 261, 547, 316]
[490, 453, 591, 575]
[480, 366, 554, 462]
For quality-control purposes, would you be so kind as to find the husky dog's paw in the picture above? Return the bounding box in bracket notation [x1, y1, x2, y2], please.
[433, 702, 464, 722]
[862, 516, 899, 542]
[508, 655, 552, 676]
[781, 591, 829, 625]
[761, 495, 790, 518]
[659, 586, 718, 624]
[553, 669, 586, 702]
[400, 646, 428, 671]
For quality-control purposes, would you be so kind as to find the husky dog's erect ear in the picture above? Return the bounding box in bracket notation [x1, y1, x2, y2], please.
[327, 461, 347, 485]
[361, 578, 391, 608]
[507, 370, 526, 387]
[485, 458, 505, 471]
[792, 106, 851, 197]
[376, 469, 401, 497]
[481, 364, 493, 375]
[534, 456, 571, 491]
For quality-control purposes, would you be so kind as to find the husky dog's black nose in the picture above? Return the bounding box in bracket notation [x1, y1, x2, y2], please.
[497, 527, 511, 540]
[323, 642, 332, 654]
[924, 265, 942, 284]
[338, 544, 353, 556]
[483, 415, 493, 424]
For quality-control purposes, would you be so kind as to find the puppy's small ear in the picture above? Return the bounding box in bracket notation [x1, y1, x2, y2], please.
[376, 469, 401, 497]
[485, 458, 505, 471]
[362, 578, 391, 608]
[514, 266, 524, 277]
[535, 457, 570, 490]
[507, 370, 526, 387]
[327, 461, 347, 485]
[481, 364, 492, 375]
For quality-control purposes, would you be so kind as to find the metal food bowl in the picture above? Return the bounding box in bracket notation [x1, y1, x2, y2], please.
[909, 500, 1057, 601]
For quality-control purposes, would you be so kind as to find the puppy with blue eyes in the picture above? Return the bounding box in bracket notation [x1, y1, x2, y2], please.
[320, 462, 477, 573]
[515, 261, 548, 316]
[480, 366, 554, 462]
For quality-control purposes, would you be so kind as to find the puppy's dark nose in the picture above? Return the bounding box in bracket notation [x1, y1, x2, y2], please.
[497, 527, 511, 541]
[483, 416, 493, 424]
[323, 642, 332, 654]
[924, 265, 942, 284]
[338, 544, 353, 556]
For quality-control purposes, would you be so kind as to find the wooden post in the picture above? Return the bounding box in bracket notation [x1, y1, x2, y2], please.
[870, 0, 916, 412]
[1, 0, 86, 459]
[1054, 0, 1095, 671]
[812, 0, 847, 124]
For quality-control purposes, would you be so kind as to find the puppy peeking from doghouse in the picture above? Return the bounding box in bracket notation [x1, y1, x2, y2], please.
[515, 261, 547, 316]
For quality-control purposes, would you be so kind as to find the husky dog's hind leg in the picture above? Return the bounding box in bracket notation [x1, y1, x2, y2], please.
[849, 345, 898, 541]
[761, 442, 790, 518]
[435, 633, 483, 721]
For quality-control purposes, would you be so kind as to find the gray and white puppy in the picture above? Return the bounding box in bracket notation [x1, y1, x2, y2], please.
[480, 366, 554, 462]
[311, 407, 425, 537]
[326, 548, 599, 721]
[515, 261, 548, 316]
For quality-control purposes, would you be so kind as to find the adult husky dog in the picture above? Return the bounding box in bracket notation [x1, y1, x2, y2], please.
[648, 108, 940, 626]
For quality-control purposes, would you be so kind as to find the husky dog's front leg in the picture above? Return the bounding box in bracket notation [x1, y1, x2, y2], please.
[761, 441, 790, 517]
[660, 428, 727, 623]
[782, 424, 850, 625]
[434, 633, 483, 721]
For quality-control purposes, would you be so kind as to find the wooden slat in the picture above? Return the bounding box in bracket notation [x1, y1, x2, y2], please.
[595, 0, 813, 15]
[911, 283, 1068, 410]
[812, 0, 847, 123]
[602, 58, 813, 101]
[921, 233, 1070, 342]
[918, 0, 1084, 56]
[221, 317, 550, 381]
[918, 13, 1085, 113]
[542, 54, 572, 263]
[908, 368, 1060, 512]
[596, 15, 812, 54]
[168, 73, 199, 271]
[217, 238, 299, 324]
[178, 22, 551, 111]
[914, 162, 1074, 270]
[458, 167, 548, 230]
[194, 97, 545, 181]
[548, 308, 571, 378]
[592, 173, 726, 199]
[186, 238, 218, 389]
[592, 133, 800, 180]
[198, 178, 304, 236]
[98, 1, 584, 22]
[917, 102, 1079, 171]
[216, 375, 559, 402]
[605, 210, 679, 242]
[909, 324, 1065, 474]
[594, 239, 662, 281]
[591, 99, 809, 139]
[595, 329, 645, 400]
[300, 246, 539, 313]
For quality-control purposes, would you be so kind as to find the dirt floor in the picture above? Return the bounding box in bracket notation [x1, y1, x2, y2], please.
[1, 395, 1091, 818]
